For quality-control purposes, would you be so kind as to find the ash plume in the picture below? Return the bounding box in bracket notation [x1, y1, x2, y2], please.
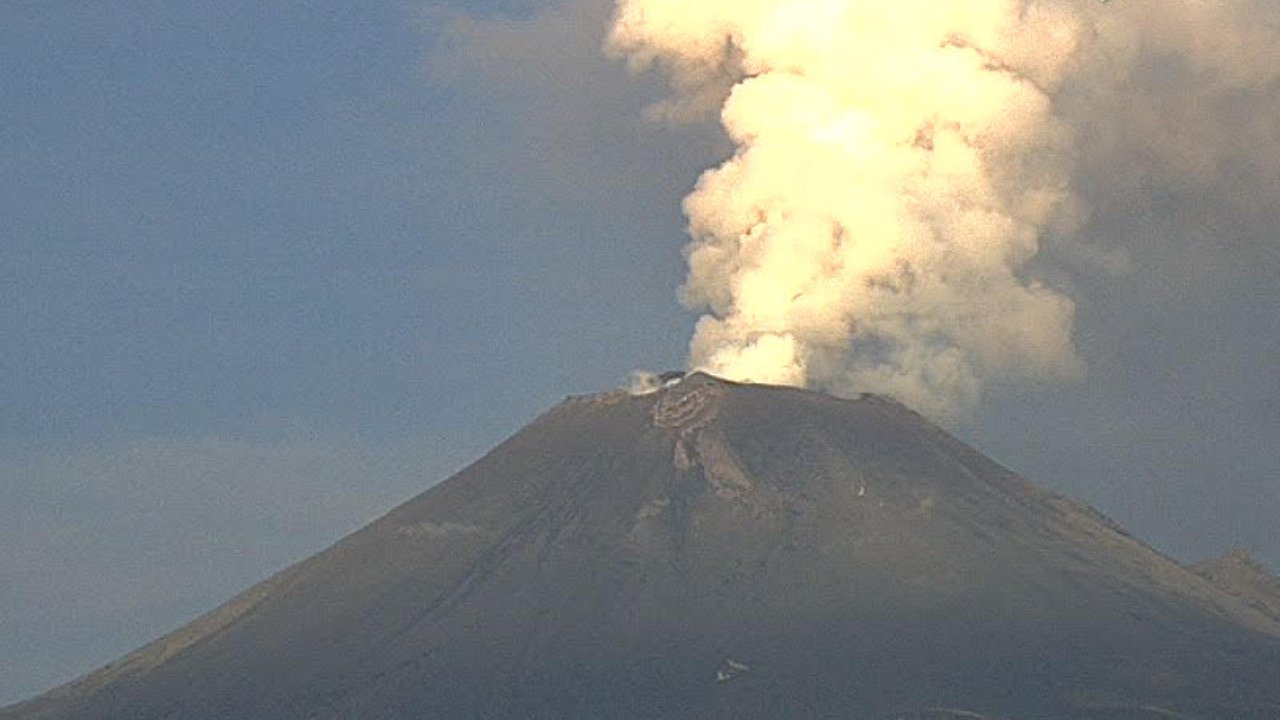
[605, 0, 1280, 419]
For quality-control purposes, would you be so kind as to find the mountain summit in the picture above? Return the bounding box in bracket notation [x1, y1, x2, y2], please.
[7, 374, 1280, 719]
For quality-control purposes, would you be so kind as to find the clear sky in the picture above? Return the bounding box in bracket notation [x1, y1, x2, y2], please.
[3, 0, 1278, 706]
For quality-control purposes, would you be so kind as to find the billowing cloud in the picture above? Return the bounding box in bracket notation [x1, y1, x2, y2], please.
[606, 0, 1280, 419]
[607, 0, 1089, 419]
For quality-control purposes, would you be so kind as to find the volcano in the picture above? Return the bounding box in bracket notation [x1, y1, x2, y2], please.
[6, 374, 1280, 719]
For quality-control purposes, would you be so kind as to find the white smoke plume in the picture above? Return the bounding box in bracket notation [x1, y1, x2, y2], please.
[418, 0, 1279, 420]
[607, 0, 1092, 419]
[601, 0, 1280, 420]
[628, 370, 665, 395]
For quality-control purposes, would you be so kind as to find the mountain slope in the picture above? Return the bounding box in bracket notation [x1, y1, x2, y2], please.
[1193, 549, 1280, 625]
[6, 374, 1280, 719]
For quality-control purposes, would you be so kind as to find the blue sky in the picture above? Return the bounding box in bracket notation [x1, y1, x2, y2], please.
[1, 0, 715, 700]
[3, 0, 1278, 705]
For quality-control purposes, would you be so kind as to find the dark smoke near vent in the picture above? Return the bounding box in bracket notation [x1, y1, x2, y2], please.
[6, 374, 1280, 719]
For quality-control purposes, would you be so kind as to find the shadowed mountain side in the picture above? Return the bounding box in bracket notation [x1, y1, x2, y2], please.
[6, 374, 1280, 719]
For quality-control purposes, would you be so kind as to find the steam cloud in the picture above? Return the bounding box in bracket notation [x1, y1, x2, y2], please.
[605, 0, 1280, 419]
[607, 0, 1087, 418]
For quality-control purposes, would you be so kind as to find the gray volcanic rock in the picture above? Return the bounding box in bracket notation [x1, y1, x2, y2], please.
[6, 374, 1280, 719]
[1193, 550, 1280, 625]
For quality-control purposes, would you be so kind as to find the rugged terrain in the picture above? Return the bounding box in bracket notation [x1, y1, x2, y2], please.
[6, 374, 1280, 719]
